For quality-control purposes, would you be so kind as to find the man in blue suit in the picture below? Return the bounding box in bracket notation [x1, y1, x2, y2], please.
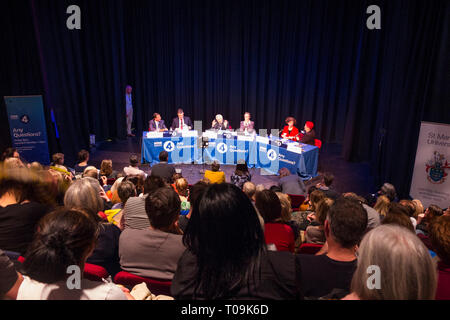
[149, 113, 168, 132]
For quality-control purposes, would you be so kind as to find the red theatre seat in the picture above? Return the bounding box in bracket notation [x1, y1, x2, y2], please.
[298, 243, 323, 255]
[114, 271, 172, 296]
[314, 139, 322, 149]
[83, 263, 109, 282]
[288, 194, 306, 210]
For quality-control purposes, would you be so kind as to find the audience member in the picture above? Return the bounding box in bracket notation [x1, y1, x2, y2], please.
[74, 149, 90, 175]
[276, 192, 300, 244]
[178, 181, 209, 233]
[373, 195, 390, 219]
[150, 151, 176, 183]
[416, 204, 444, 236]
[123, 154, 146, 178]
[119, 187, 185, 281]
[381, 203, 415, 233]
[204, 161, 226, 184]
[18, 208, 130, 300]
[0, 168, 51, 254]
[377, 182, 397, 202]
[82, 166, 99, 180]
[242, 182, 256, 201]
[399, 199, 418, 228]
[100, 159, 118, 179]
[121, 176, 166, 230]
[305, 198, 334, 245]
[296, 198, 367, 299]
[343, 192, 380, 230]
[343, 225, 436, 300]
[230, 162, 252, 189]
[0, 249, 23, 300]
[172, 183, 300, 300]
[278, 167, 306, 196]
[429, 215, 450, 300]
[316, 172, 340, 200]
[255, 190, 295, 253]
[64, 178, 121, 277]
[174, 178, 190, 215]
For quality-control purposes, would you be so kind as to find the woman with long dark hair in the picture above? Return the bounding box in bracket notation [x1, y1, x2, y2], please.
[230, 161, 252, 189]
[171, 183, 300, 300]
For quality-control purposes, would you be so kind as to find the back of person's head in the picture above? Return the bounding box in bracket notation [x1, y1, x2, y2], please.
[118, 181, 136, 205]
[351, 225, 437, 300]
[78, 149, 89, 163]
[255, 184, 265, 193]
[29, 162, 44, 171]
[278, 167, 290, 178]
[307, 185, 318, 196]
[373, 195, 390, 217]
[145, 187, 181, 232]
[412, 199, 424, 218]
[23, 208, 99, 284]
[310, 190, 326, 211]
[211, 161, 220, 172]
[276, 192, 292, 223]
[183, 183, 265, 299]
[426, 204, 444, 222]
[129, 154, 139, 167]
[315, 198, 334, 225]
[381, 203, 415, 232]
[159, 151, 169, 162]
[429, 215, 450, 265]
[52, 153, 64, 166]
[343, 192, 367, 205]
[1, 147, 18, 161]
[399, 200, 416, 218]
[188, 181, 209, 209]
[323, 172, 334, 187]
[143, 175, 166, 195]
[172, 173, 183, 182]
[326, 198, 368, 248]
[175, 178, 189, 197]
[124, 175, 145, 195]
[235, 162, 249, 176]
[3, 157, 24, 169]
[379, 182, 397, 202]
[255, 189, 282, 223]
[100, 159, 113, 177]
[242, 182, 256, 200]
[269, 185, 282, 193]
[64, 178, 103, 218]
[82, 166, 98, 179]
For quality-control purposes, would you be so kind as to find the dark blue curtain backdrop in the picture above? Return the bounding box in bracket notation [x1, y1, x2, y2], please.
[0, 0, 448, 198]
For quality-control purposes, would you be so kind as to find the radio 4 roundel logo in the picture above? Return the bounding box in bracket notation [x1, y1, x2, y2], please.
[426, 151, 450, 184]
[20, 115, 30, 124]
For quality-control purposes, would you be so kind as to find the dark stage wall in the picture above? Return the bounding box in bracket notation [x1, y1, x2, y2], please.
[0, 0, 449, 198]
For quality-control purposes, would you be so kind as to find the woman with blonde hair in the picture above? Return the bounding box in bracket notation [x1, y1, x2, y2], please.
[373, 195, 390, 219]
[343, 224, 437, 300]
[175, 178, 190, 215]
[100, 159, 118, 179]
[305, 198, 334, 244]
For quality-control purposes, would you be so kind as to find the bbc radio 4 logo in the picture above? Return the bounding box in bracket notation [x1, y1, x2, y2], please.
[426, 151, 450, 184]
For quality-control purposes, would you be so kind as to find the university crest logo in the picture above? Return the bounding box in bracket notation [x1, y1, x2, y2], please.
[426, 151, 449, 184]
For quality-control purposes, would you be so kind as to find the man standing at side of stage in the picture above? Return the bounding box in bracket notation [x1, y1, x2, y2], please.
[171, 108, 193, 132]
[125, 85, 135, 137]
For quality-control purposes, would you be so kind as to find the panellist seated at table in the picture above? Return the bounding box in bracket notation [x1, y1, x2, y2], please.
[299, 121, 316, 146]
[239, 112, 255, 133]
[211, 114, 231, 130]
[281, 116, 300, 141]
[149, 113, 168, 132]
[171, 108, 192, 131]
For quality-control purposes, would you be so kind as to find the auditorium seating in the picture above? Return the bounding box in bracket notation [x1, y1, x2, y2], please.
[114, 271, 172, 296]
[83, 263, 109, 282]
[297, 243, 323, 254]
[314, 139, 322, 149]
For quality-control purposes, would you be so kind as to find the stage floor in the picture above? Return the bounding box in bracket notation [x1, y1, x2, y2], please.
[88, 137, 375, 196]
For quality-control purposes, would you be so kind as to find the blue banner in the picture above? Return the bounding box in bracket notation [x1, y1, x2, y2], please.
[4, 96, 50, 165]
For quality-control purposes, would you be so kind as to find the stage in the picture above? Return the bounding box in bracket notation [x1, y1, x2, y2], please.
[88, 137, 376, 196]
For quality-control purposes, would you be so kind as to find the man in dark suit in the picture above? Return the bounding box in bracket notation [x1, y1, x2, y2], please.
[149, 113, 168, 132]
[150, 151, 176, 183]
[171, 108, 193, 131]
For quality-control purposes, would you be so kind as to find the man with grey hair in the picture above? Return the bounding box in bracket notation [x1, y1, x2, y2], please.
[242, 182, 256, 201]
[296, 198, 368, 299]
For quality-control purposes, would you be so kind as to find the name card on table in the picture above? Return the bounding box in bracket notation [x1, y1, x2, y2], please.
[286, 144, 303, 154]
[182, 131, 198, 138]
[146, 132, 164, 138]
[256, 136, 270, 145]
[203, 131, 218, 140]
[237, 135, 255, 142]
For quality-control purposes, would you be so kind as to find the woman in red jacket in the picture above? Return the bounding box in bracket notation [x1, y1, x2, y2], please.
[281, 117, 300, 141]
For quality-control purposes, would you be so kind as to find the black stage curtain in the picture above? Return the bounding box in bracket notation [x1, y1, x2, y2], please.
[0, 0, 448, 198]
